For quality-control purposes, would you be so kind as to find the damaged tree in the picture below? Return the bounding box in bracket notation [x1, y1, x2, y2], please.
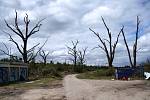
[89, 17, 123, 67]
[39, 49, 50, 65]
[121, 16, 140, 67]
[27, 39, 47, 63]
[77, 47, 87, 65]
[4, 11, 44, 63]
[0, 43, 18, 62]
[67, 40, 79, 66]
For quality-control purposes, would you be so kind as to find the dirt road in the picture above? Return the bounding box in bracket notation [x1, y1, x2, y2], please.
[63, 74, 150, 100]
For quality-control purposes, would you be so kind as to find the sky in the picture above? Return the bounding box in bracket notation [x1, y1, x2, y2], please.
[0, 0, 150, 66]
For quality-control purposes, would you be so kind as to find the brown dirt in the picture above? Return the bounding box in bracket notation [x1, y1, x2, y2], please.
[0, 80, 66, 100]
[63, 74, 150, 100]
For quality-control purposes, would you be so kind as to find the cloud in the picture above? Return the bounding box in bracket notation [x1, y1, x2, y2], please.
[0, 0, 149, 66]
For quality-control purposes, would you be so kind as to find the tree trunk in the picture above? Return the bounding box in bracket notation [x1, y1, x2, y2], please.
[23, 40, 28, 63]
[108, 59, 113, 67]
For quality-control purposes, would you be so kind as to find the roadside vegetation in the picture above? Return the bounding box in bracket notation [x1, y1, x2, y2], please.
[143, 58, 150, 72]
[0, 77, 62, 89]
[76, 67, 115, 79]
[77, 58, 150, 80]
[28, 62, 102, 80]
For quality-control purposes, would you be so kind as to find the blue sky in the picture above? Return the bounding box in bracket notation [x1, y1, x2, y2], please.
[0, 0, 150, 66]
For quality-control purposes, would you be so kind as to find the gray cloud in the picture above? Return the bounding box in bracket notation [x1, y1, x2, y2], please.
[0, 0, 149, 66]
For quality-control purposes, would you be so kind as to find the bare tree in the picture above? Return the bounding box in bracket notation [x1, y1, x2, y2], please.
[67, 40, 79, 66]
[4, 11, 44, 63]
[77, 47, 87, 65]
[0, 43, 18, 62]
[121, 16, 140, 67]
[27, 39, 48, 63]
[89, 17, 123, 67]
[39, 50, 50, 65]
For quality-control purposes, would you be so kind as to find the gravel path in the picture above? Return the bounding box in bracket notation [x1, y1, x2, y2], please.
[63, 74, 150, 100]
[63, 74, 95, 100]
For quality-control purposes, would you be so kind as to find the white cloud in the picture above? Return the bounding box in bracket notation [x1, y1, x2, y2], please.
[138, 33, 150, 51]
[82, 5, 123, 25]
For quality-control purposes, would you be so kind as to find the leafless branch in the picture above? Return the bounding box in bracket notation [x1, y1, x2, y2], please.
[121, 16, 140, 67]
[89, 17, 123, 67]
[77, 47, 88, 65]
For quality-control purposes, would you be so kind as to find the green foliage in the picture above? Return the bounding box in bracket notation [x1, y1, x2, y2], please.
[77, 68, 115, 79]
[73, 65, 84, 73]
[28, 62, 102, 80]
[28, 63, 72, 79]
[144, 62, 150, 72]
[142, 58, 150, 72]
[91, 68, 115, 76]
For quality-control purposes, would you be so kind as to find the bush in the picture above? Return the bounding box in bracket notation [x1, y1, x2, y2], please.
[144, 64, 150, 72]
[28, 63, 73, 79]
[77, 67, 115, 79]
[105, 68, 115, 76]
[73, 66, 85, 73]
[94, 68, 115, 76]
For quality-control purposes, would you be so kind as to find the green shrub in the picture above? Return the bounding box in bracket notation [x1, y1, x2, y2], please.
[94, 68, 115, 76]
[77, 67, 115, 79]
[105, 68, 115, 76]
[73, 66, 85, 73]
[144, 64, 150, 72]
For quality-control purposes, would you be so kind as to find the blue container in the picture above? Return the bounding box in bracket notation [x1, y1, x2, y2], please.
[115, 66, 144, 79]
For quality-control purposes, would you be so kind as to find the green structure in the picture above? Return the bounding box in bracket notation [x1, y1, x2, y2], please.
[0, 62, 28, 83]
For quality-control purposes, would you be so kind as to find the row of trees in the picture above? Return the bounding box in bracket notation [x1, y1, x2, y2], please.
[0, 11, 141, 67]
